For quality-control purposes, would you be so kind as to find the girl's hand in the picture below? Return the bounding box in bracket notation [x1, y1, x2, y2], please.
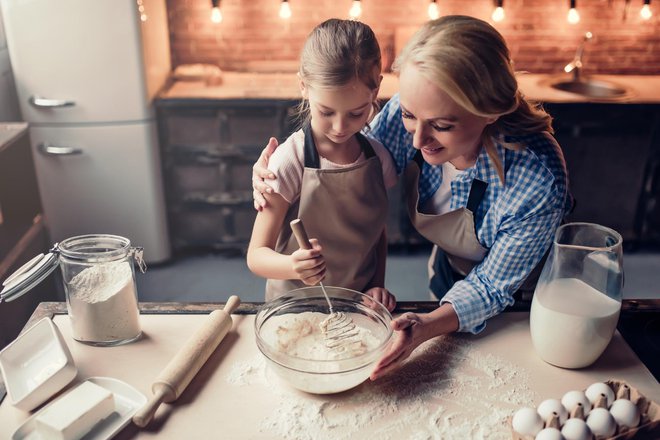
[364, 287, 396, 312]
[369, 312, 427, 380]
[252, 137, 279, 211]
[291, 238, 326, 285]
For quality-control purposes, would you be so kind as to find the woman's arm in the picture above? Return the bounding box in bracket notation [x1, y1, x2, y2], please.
[247, 191, 326, 285]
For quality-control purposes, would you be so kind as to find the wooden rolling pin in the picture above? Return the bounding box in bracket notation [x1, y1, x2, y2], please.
[132, 295, 241, 427]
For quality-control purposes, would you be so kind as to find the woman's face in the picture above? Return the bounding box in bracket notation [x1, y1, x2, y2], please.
[398, 64, 495, 169]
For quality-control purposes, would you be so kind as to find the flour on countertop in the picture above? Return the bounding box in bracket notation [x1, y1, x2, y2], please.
[226, 335, 539, 439]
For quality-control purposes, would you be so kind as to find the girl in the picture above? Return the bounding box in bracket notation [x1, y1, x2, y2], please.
[246, 19, 397, 312]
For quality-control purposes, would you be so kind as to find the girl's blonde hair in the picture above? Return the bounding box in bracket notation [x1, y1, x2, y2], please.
[295, 18, 382, 126]
[393, 15, 553, 183]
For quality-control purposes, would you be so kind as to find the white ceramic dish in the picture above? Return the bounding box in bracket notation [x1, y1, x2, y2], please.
[0, 317, 77, 411]
[11, 376, 146, 440]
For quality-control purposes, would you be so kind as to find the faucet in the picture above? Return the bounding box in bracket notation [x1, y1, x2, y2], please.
[564, 32, 593, 82]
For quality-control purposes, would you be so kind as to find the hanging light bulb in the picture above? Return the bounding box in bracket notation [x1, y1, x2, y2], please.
[491, 0, 505, 22]
[428, 0, 439, 20]
[641, 0, 653, 20]
[567, 0, 580, 24]
[211, 0, 222, 23]
[349, 0, 362, 19]
[279, 0, 291, 19]
[136, 0, 148, 22]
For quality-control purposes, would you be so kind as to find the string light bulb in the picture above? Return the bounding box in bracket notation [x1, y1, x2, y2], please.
[211, 0, 222, 23]
[567, 0, 580, 24]
[641, 0, 652, 20]
[491, 0, 505, 22]
[349, 0, 362, 19]
[279, 0, 291, 19]
[428, 0, 439, 20]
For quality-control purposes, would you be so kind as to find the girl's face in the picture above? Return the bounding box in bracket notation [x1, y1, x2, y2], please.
[398, 64, 496, 169]
[301, 78, 379, 146]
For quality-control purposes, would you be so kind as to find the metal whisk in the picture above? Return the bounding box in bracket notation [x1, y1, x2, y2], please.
[290, 219, 361, 352]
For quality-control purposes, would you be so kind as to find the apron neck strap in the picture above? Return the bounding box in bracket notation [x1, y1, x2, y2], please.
[303, 122, 320, 168]
[302, 123, 375, 168]
[412, 149, 425, 168]
[355, 132, 376, 158]
[466, 179, 488, 212]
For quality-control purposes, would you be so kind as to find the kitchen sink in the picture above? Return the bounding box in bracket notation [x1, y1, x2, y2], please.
[550, 78, 629, 98]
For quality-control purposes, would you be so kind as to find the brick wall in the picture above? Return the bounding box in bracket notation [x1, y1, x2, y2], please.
[166, 0, 660, 75]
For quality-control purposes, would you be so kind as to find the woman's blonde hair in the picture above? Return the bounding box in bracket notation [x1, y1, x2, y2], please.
[393, 15, 553, 183]
[295, 18, 382, 126]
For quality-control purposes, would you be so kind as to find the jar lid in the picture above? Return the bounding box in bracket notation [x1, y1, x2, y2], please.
[0, 250, 60, 303]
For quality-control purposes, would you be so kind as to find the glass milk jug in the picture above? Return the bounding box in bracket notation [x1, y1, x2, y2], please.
[530, 223, 623, 369]
[0, 234, 146, 346]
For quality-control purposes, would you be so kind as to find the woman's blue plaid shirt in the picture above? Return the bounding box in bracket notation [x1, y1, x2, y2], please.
[368, 94, 572, 333]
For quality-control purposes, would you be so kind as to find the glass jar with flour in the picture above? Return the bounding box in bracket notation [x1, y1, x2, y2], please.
[0, 234, 146, 346]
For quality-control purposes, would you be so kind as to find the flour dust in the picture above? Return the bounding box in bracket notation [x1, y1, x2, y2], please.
[226, 335, 539, 439]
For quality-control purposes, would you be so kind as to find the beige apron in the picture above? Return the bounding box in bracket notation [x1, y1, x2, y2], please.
[404, 151, 541, 300]
[265, 125, 388, 300]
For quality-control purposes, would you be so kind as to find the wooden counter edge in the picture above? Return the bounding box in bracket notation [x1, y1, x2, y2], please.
[22, 299, 660, 333]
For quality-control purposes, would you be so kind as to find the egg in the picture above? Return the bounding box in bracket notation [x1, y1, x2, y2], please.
[561, 390, 592, 418]
[561, 418, 592, 440]
[586, 407, 616, 437]
[585, 382, 614, 408]
[535, 427, 563, 440]
[537, 398, 568, 426]
[610, 398, 640, 428]
[512, 407, 544, 437]
[511, 407, 543, 436]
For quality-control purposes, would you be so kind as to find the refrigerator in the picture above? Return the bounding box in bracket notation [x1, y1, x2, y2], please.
[0, 0, 171, 263]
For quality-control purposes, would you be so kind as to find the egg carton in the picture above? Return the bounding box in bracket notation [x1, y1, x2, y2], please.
[510, 379, 659, 439]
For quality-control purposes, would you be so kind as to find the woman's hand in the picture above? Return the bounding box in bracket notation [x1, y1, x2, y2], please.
[291, 238, 326, 285]
[369, 312, 426, 380]
[370, 303, 460, 381]
[364, 287, 396, 312]
[252, 137, 280, 211]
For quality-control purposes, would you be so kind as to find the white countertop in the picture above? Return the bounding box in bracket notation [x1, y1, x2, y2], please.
[1, 312, 657, 438]
[160, 72, 660, 104]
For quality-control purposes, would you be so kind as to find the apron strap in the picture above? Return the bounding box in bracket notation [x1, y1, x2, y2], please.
[303, 122, 320, 168]
[355, 132, 376, 158]
[466, 179, 488, 213]
[412, 149, 425, 168]
[303, 124, 377, 168]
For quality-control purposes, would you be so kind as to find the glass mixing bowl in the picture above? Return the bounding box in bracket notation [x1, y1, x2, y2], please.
[255, 286, 393, 394]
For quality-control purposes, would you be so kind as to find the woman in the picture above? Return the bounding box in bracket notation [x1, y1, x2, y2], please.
[253, 16, 572, 380]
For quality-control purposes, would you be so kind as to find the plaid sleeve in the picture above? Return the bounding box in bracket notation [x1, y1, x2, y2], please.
[443, 167, 566, 333]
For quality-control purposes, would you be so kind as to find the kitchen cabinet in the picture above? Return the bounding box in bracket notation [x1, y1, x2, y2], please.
[546, 103, 660, 247]
[0, 124, 59, 349]
[156, 98, 298, 252]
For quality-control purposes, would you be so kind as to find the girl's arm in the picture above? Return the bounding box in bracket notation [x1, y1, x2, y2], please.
[247, 191, 326, 284]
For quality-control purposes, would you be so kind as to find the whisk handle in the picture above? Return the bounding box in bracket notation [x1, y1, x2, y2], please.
[290, 218, 313, 250]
